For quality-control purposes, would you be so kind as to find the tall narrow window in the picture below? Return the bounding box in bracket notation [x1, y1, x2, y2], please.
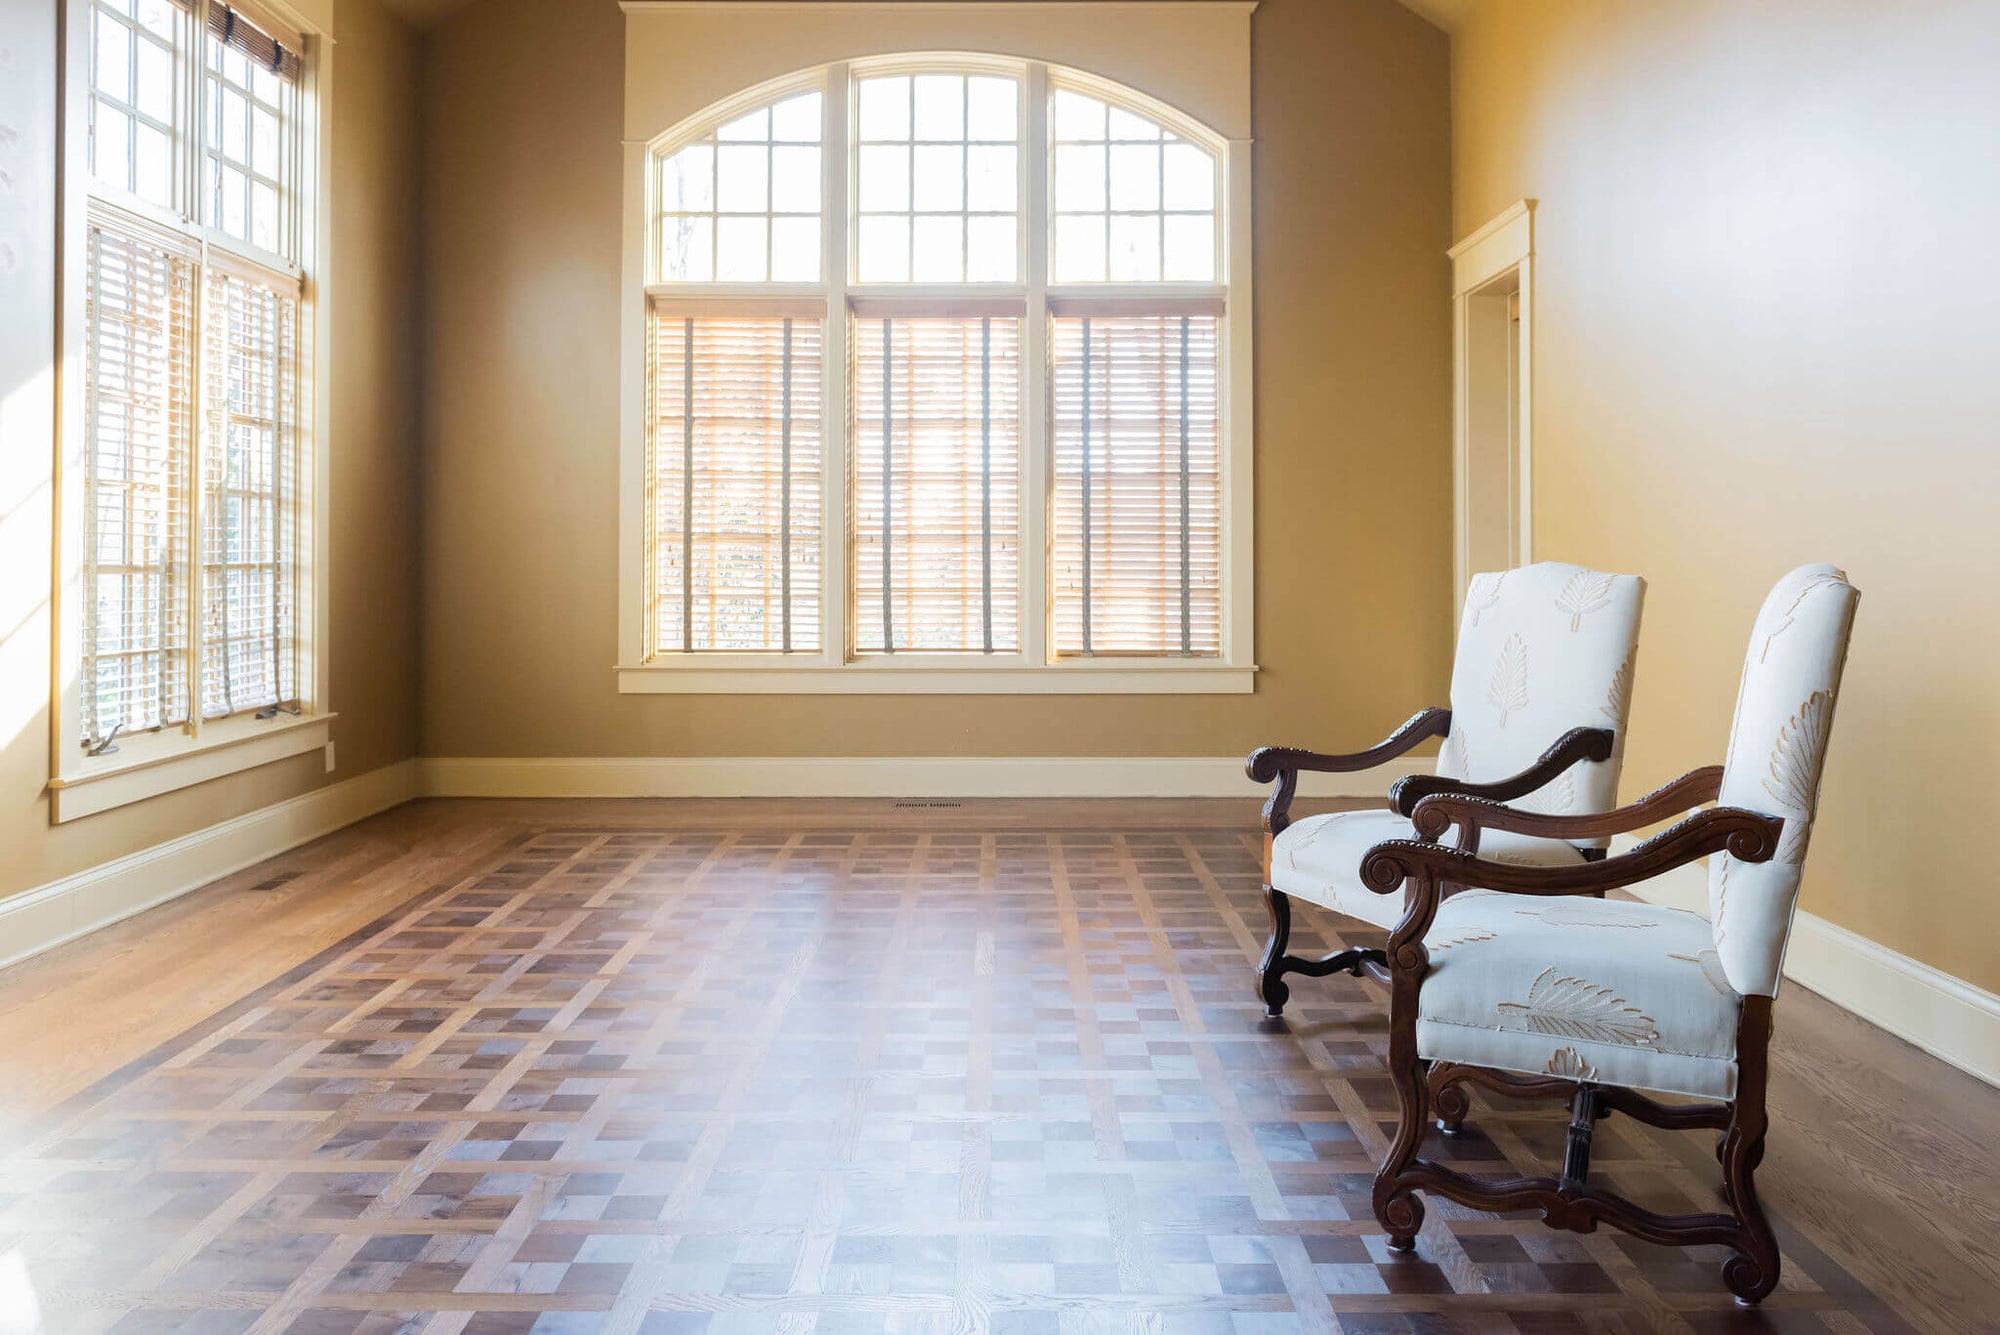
[70, 0, 316, 763]
[647, 312, 824, 653]
[1051, 312, 1221, 656]
[852, 315, 1020, 652]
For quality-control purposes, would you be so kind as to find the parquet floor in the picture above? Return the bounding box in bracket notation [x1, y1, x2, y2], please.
[0, 799, 1993, 1333]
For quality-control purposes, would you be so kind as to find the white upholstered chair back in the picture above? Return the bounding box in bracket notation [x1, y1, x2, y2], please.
[1708, 564, 1860, 997]
[1440, 563, 1646, 833]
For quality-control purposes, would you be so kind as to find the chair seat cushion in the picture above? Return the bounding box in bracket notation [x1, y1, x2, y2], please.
[1416, 891, 1743, 1100]
[1272, 809, 1587, 929]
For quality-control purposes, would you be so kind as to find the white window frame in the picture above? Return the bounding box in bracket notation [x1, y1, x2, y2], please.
[616, 55, 1255, 694]
[50, 0, 335, 823]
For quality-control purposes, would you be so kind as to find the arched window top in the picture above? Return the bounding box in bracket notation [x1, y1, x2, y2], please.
[649, 57, 1223, 289]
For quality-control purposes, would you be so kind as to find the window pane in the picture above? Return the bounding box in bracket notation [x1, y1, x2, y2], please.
[203, 9, 300, 257]
[656, 88, 822, 285]
[200, 267, 301, 720]
[1046, 87, 1218, 288]
[715, 215, 768, 281]
[852, 317, 1020, 653]
[853, 72, 1019, 284]
[1051, 314, 1221, 656]
[648, 314, 823, 654]
[81, 220, 194, 744]
[966, 215, 1017, 283]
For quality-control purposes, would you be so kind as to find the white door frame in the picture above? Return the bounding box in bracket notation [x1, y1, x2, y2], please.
[1448, 199, 1535, 616]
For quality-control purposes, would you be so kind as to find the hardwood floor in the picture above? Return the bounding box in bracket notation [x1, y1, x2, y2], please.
[0, 797, 1993, 1332]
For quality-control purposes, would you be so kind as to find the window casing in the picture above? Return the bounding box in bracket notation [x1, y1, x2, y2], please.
[620, 56, 1253, 694]
[54, 0, 329, 821]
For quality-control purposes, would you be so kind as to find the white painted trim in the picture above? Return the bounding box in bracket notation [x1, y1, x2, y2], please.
[418, 754, 1416, 800]
[48, 713, 336, 822]
[1620, 839, 2000, 1090]
[0, 760, 416, 972]
[1450, 199, 1534, 620]
[621, 2, 1259, 11]
[614, 665, 1255, 693]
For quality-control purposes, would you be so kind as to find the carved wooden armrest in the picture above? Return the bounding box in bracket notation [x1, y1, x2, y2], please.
[1388, 727, 1616, 817]
[1356, 804, 1783, 964]
[1408, 764, 1726, 846]
[1244, 707, 1451, 836]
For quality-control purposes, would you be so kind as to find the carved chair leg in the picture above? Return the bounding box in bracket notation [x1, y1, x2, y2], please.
[1256, 885, 1294, 1017]
[1720, 999, 1781, 1306]
[1372, 1043, 1430, 1252]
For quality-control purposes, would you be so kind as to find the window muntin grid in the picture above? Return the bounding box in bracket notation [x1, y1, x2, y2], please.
[1050, 88, 1218, 284]
[89, 0, 183, 209]
[853, 73, 1020, 284]
[658, 90, 824, 283]
[204, 33, 299, 259]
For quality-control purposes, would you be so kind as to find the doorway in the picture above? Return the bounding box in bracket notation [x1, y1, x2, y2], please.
[1450, 200, 1535, 618]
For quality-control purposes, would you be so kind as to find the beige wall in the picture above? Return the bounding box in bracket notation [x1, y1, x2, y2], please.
[1453, 0, 2000, 990]
[0, 0, 422, 901]
[419, 0, 1454, 761]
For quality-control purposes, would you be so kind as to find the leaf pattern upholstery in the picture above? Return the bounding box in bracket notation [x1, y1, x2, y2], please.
[1417, 891, 1744, 1099]
[1442, 563, 1647, 847]
[1709, 565, 1860, 997]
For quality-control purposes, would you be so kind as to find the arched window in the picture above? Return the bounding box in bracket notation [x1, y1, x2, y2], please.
[625, 57, 1247, 690]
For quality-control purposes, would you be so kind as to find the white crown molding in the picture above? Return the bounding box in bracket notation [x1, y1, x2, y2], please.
[1621, 838, 2000, 1090]
[0, 760, 417, 972]
[416, 754, 1410, 801]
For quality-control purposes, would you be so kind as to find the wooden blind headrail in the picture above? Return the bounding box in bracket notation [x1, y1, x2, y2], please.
[170, 0, 305, 83]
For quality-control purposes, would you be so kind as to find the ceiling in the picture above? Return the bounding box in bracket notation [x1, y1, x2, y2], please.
[376, 0, 1471, 34]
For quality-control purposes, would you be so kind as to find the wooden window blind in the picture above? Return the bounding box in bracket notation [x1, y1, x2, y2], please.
[201, 2, 304, 85]
[1051, 313, 1221, 656]
[199, 264, 300, 719]
[851, 315, 1020, 653]
[646, 311, 824, 654]
[81, 217, 196, 745]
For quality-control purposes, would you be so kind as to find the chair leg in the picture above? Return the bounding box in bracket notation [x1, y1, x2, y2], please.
[1255, 885, 1293, 1017]
[1720, 999, 1781, 1306]
[1372, 1022, 1430, 1251]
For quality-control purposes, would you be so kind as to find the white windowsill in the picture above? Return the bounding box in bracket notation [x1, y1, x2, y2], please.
[614, 663, 1257, 694]
[48, 712, 336, 823]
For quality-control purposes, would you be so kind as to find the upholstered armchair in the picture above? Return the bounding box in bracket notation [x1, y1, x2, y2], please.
[1245, 562, 1645, 1014]
[1361, 564, 1859, 1306]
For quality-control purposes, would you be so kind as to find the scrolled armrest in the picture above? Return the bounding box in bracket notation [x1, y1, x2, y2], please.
[1389, 726, 1615, 817]
[1408, 764, 1726, 845]
[1244, 707, 1450, 836]
[1363, 802, 1781, 903]
[1358, 803, 1782, 972]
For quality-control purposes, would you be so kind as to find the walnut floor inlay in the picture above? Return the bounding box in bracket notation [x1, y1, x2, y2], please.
[0, 820, 1921, 1331]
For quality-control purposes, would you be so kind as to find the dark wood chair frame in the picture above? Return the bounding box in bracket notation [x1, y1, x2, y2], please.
[1243, 710, 1616, 1015]
[1357, 766, 1793, 1306]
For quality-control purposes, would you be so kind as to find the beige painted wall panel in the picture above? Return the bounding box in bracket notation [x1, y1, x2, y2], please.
[1452, 0, 2000, 990]
[0, 0, 422, 901]
[419, 0, 1454, 762]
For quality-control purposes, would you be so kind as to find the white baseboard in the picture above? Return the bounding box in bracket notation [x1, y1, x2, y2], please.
[1620, 838, 2000, 1089]
[415, 754, 1416, 801]
[0, 759, 418, 972]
